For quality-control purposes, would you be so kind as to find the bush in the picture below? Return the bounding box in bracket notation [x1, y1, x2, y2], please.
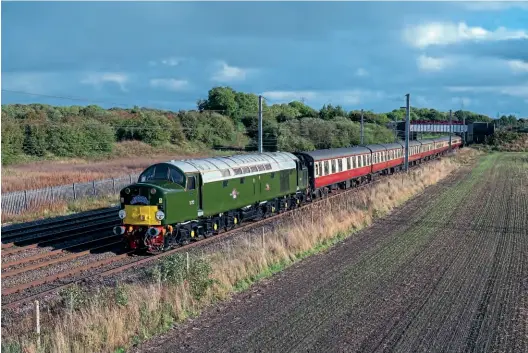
[149, 253, 215, 300]
[1, 116, 25, 165]
[23, 123, 49, 157]
[46, 118, 115, 157]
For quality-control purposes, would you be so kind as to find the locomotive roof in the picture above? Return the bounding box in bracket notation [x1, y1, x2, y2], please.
[299, 146, 371, 161]
[166, 152, 298, 184]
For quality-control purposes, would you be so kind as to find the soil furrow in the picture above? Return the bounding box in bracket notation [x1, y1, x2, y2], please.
[133, 153, 528, 353]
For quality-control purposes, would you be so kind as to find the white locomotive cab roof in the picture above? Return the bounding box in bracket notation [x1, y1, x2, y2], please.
[167, 152, 299, 184]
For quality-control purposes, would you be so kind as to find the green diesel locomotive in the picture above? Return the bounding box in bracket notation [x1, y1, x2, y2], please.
[114, 152, 309, 252]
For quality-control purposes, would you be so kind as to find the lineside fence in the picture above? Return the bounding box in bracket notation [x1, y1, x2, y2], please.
[2, 173, 140, 215]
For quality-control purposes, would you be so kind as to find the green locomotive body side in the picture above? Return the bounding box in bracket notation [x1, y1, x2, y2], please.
[118, 153, 308, 229]
[201, 167, 299, 217]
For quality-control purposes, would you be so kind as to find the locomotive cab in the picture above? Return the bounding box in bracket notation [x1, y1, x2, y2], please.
[115, 163, 200, 252]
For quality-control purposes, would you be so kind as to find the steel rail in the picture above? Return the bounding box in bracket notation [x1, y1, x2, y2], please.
[2, 207, 119, 237]
[2, 234, 121, 269]
[1, 240, 123, 279]
[2, 215, 119, 245]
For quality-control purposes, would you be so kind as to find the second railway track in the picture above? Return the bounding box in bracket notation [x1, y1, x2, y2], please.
[1, 206, 120, 250]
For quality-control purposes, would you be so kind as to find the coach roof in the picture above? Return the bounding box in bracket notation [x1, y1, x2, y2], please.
[299, 146, 371, 161]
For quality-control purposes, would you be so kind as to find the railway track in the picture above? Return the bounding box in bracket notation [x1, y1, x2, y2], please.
[1, 206, 120, 251]
[2, 178, 385, 309]
[1, 155, 450, 309]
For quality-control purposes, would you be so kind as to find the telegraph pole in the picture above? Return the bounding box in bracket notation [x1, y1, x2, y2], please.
[404, 94, 410, 172]
[449, 109, 453, 152]
[258, 95, 263, 153]
[462, 116, 466, 145]
[360, 109, 364, 145]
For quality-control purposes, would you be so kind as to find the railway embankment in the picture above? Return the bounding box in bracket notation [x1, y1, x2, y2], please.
[2, 149, 481, 353]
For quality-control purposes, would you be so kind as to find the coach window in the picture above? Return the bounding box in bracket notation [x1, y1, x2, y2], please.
[331, 160, 336, 173]
[223, 180, 228, 188]
[187, 176, 196, 190]
[338, 159, 343, 172]
[240, 177, 245, 184]
[315, 163, 320, 177]
[324, 161, 330, 175]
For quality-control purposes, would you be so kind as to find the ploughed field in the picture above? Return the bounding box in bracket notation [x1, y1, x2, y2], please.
[135, 152, 528, 353]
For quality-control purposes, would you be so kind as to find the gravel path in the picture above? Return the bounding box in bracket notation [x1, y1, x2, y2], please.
[131, 152, 528, 353]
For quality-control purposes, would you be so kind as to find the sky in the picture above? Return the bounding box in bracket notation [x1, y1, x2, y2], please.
[2, 1, 528, 117]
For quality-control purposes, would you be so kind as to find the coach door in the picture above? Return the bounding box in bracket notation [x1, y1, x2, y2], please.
[280, 170, 290, 192]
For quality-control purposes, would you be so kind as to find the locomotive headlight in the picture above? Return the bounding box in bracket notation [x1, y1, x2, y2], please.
[150, 188, 157, 195]
[155, 210, 165, 221]
[125, 188, 130, 194]
[118, 209, 126, 219]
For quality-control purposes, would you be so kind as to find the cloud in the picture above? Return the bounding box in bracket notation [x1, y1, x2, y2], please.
[211, 61, 252, 82]
[404, 22, 528, 48]
[80, 72, 129, 91]
[161, 57, 181, 66]
[2, 72, 60, 93]
[355, 68, 369, 77]
[416, 55, 450, 72]
[447, 84, 528, 99]
[262, 89, 385, 106]
[451, 97, 473, 108]
[508, 60, 528, 73]
[261, 91, 318, 101]
[149, 78, 189, 91]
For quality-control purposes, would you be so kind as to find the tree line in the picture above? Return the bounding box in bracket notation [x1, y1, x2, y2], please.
[2, 86, 525, 165]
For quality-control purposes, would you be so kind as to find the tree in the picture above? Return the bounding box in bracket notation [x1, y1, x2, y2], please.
[197, 87, 239, 121]
[288, 101, 318, 118]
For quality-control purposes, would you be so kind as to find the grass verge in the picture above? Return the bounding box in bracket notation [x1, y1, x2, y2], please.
[1, 148, 481, 353]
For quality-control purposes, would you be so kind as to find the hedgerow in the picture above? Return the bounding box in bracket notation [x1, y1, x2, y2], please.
[1, 86, 506, 165]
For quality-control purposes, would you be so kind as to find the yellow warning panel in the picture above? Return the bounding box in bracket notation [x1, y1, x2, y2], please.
[124, 205, 161, 225]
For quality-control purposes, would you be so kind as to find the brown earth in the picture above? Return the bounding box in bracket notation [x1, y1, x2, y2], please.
[132, 152, 528, 353]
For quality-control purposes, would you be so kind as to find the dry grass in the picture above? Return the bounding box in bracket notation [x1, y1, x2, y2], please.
[1, 141, 236, 193]
[2, 148, 480, 353]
